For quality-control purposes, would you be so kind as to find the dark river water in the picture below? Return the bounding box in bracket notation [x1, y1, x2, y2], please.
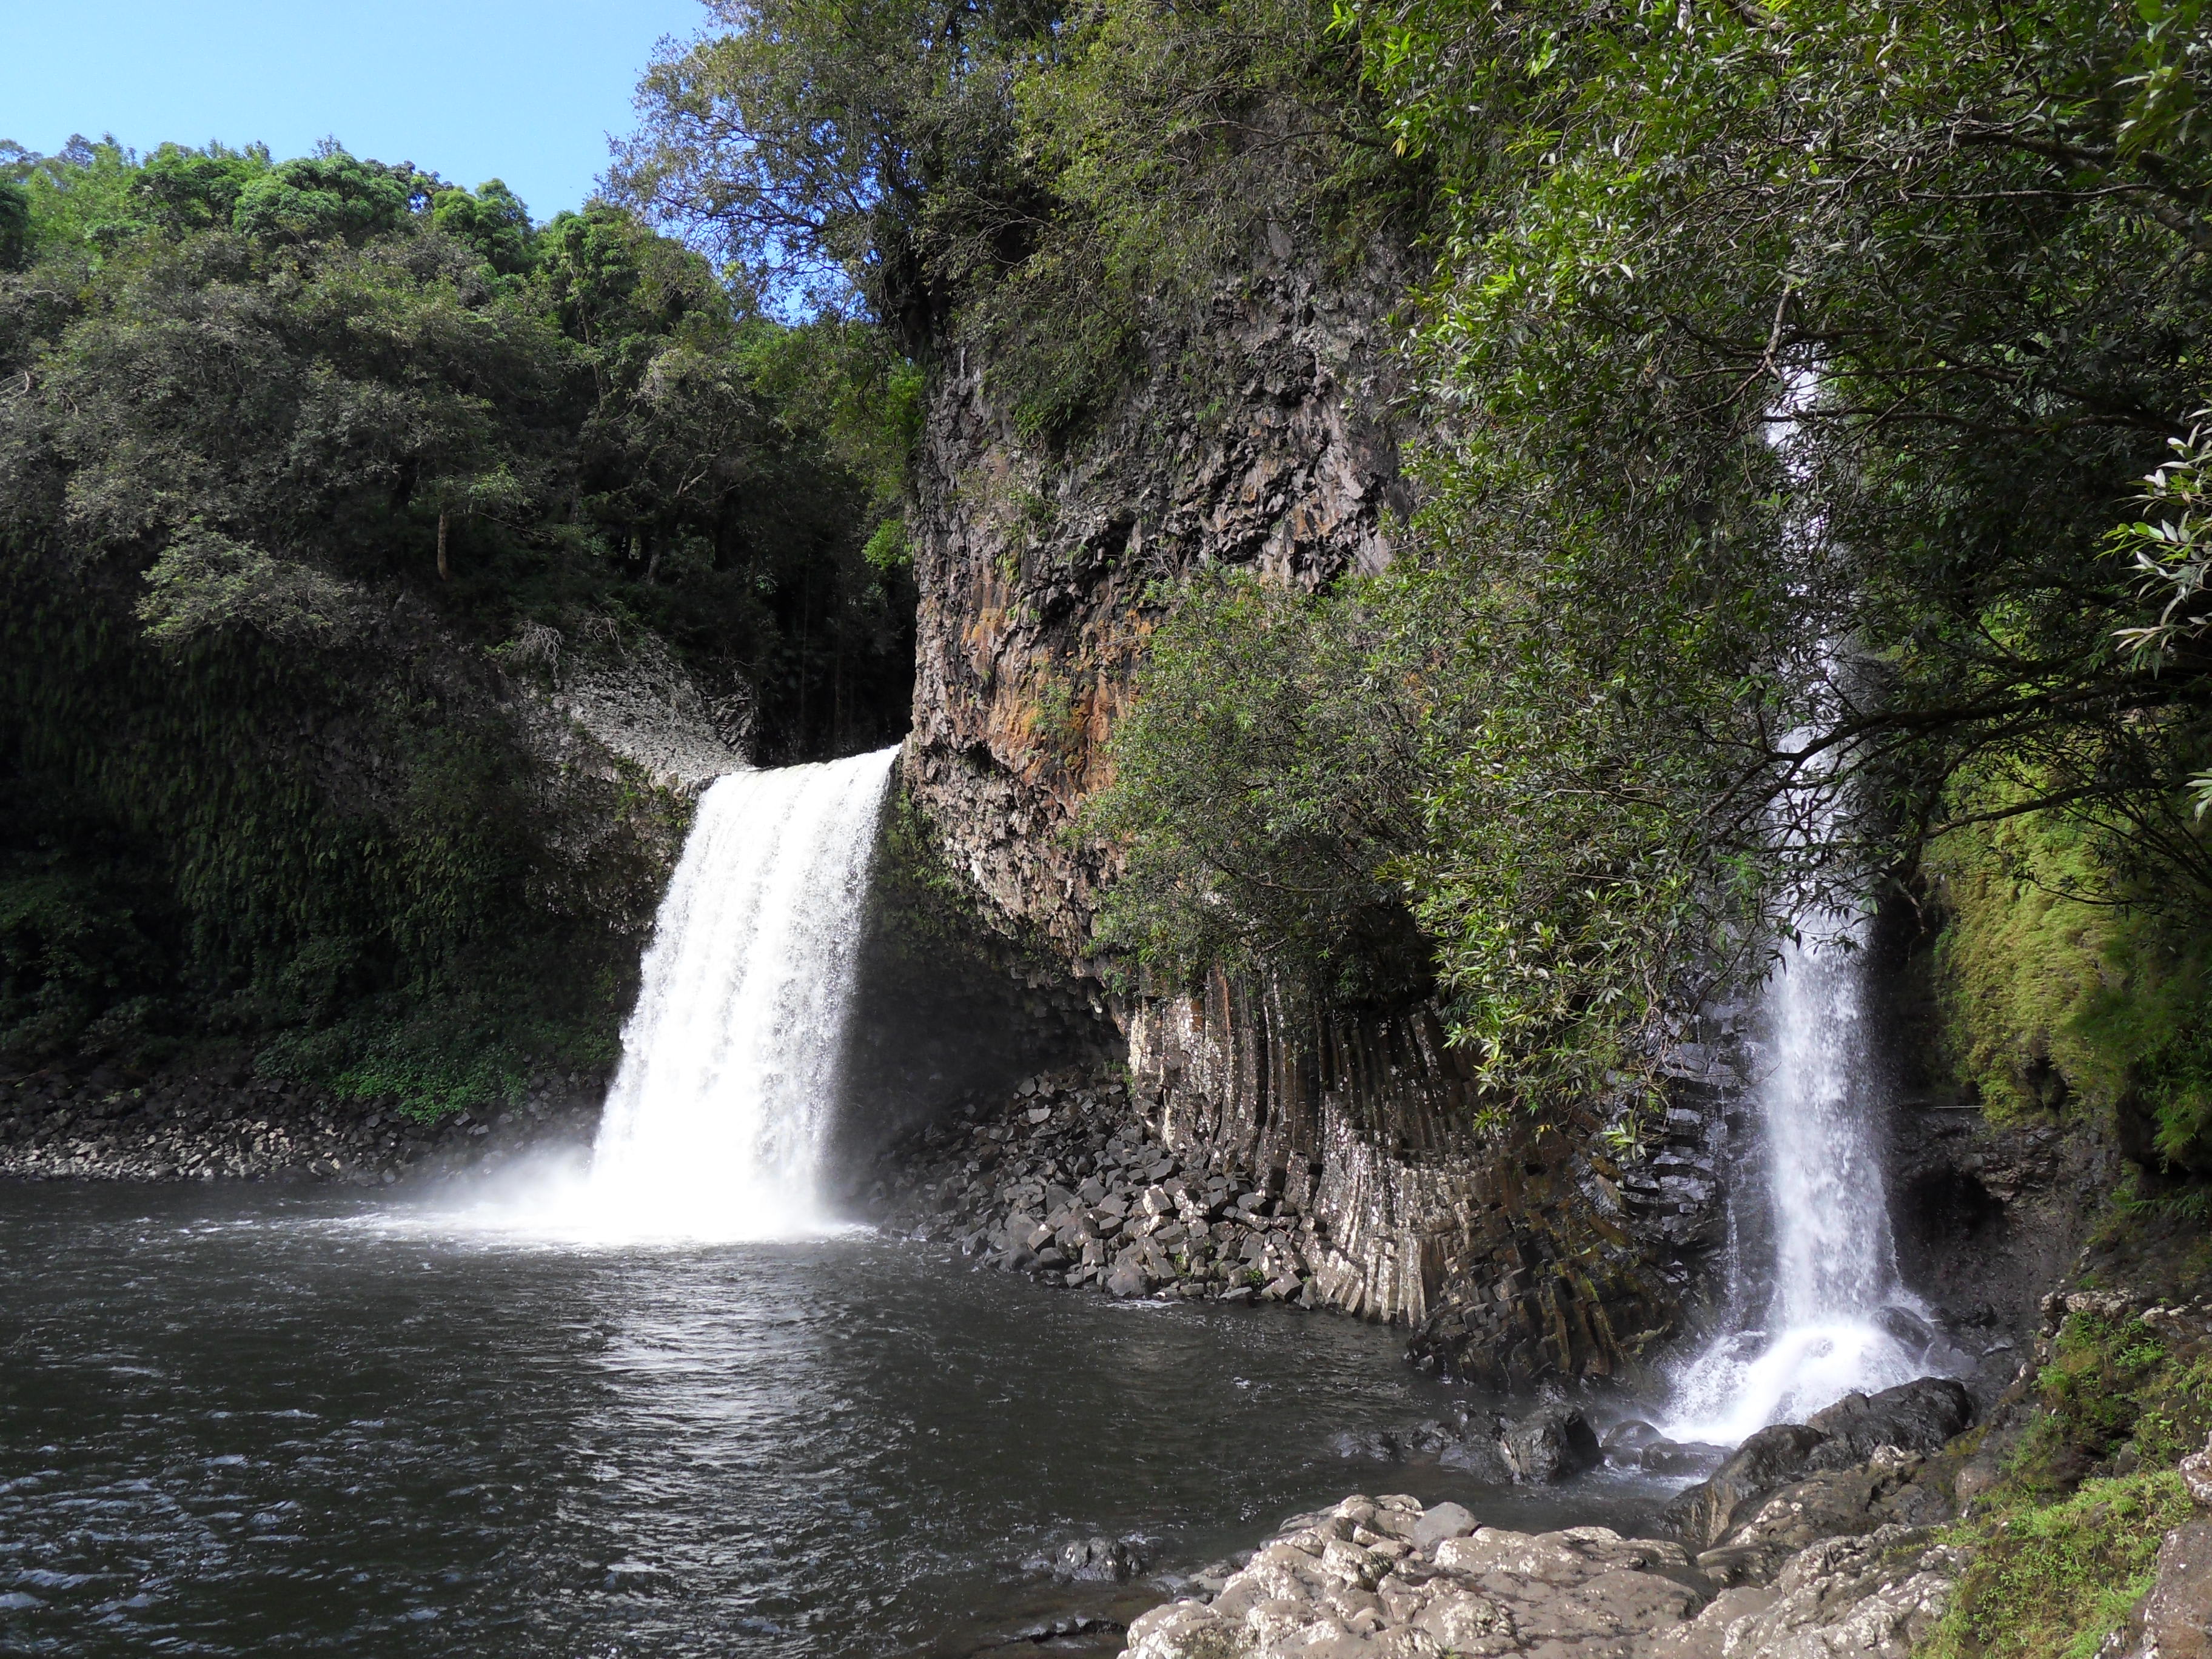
[0, 1181, 1680, 1656]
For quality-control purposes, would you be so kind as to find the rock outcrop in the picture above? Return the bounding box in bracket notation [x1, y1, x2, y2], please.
[902, 243, 1409, 962]
[1119, 1493, 1964, 1659]
[1131, 970, 1734, 1381]
[866, 1045, 1723, 1393]
[2102, 1433, 2212, 1659]
[1665, 1380, 1975, 1556]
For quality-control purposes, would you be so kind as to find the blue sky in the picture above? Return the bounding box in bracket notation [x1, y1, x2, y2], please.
[3, 0, 714, 222]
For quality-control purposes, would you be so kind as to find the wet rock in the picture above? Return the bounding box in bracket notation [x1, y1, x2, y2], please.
[1439, 1436, 1517, 1483]
[1105, 1266, 1150, 1299]
[1056, 1537, 1147, 1583]
[1665, 1424, 1831, 1549]
[1641, 1441, 1728, 1476]
[1805, 1378, 1975, 1468]
[1503, 1406, 1603, 1484]
[1606, 1419, 1664, 1453]
[1331, 1429, 1405, 1462]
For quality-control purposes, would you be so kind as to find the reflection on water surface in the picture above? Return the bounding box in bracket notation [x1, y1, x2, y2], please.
[0, 1182, 1677, 1656]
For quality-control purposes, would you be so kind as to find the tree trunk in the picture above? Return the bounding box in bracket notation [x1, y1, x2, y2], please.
[437, 512, 449, 581]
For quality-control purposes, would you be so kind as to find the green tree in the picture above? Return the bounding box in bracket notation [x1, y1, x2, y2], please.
[0, 137, 915, 1098]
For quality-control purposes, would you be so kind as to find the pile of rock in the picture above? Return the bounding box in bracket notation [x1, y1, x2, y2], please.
[867, 1068, 1325, 1305]
[1332, 1403, 1605, 1487]
[1122, 1492, 1964, 1659]
[1657, 1379, 1975, 1585]
[0, 1062, 602, 1184]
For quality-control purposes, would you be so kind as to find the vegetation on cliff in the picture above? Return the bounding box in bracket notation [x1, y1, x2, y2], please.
[1096, 0, 2212, 1127]
[612, 0, 2212, 1147]
[0, 138, 915, 1105]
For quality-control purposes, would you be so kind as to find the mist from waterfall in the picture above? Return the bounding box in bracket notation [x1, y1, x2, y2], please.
[562, 746, 896, 1242]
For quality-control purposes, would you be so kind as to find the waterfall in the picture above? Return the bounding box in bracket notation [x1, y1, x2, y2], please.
[577, 746, 897, 1242]
[1661, 370, 1930, 1441]
[1661, 894, 1927, 1443]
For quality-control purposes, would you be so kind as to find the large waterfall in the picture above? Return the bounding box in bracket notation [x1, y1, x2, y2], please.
[577, 747, 897, 1241]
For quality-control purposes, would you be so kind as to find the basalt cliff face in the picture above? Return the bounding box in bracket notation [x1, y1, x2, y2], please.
[902, 238, 1406, 963]
[896, 240, 1738, 1382]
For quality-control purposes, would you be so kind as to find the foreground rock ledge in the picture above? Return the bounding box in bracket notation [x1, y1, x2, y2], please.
[1122, 1495, 1959, 1659]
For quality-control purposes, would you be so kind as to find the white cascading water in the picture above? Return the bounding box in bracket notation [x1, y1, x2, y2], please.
[575, 746, 897, 1242]
[1660, 882, 1927, 1442]
[1663, 370, 1929, 1442]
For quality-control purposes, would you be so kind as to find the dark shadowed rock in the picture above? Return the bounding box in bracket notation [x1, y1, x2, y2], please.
[1056, 1537, 1147, 1583]
[1663, 1379, 1974, 1550]
[1665, 1424, 1831, 1548]
[1643, 1440, 1729, 1476]
[1502, 1406, 1603, 1484]
[1439, 1437, 1516, 1483]
[1329, 1429, 1404, 1462]
[1805, 1378, 1974, 1469]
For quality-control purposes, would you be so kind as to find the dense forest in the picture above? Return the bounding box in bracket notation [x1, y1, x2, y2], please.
[602, 0, 2212, 1162]
[0, 138, 917, 1104]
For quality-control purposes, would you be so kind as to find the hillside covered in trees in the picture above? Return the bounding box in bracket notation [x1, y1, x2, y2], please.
[0, 138, 917, 1107]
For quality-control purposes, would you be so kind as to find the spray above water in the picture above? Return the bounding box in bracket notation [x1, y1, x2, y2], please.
[510, 747, 897, 1244]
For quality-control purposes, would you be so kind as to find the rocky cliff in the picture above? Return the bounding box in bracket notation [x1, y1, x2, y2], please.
[901, 236, 1407, 964]
[890, 235, 2100, 1383]
[890, 235, 1751, 1381]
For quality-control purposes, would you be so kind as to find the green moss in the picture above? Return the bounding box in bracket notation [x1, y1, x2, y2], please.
[1926, 1306, 2212, 1659]
[1929, 1470, 2191, 1659]
[1929, 812, 2212, 1167]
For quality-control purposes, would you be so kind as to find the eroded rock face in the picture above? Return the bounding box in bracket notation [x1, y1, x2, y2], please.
[902, 245, 1409, 961]
[1127, 969, 1732, 1382]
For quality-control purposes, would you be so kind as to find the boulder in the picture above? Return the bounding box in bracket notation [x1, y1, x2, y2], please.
[1668, 1524, 1964, 1659]
[1643, 1440, 1729, 1476]
[1664, 1424, 1830, 1548]
[1605, 1418, 1663, 1452]
[1439, 1436, 1517, 1483]
[1502, 1406, 1603, 1484]
[1805, 1378, 1974, 1469]
[1412, 1501, 1479, 1551]
[2108, 1520, 2212, 1659]
[1055, 1536, 1146, 1583]
[1105, 1265, 1149, 1299]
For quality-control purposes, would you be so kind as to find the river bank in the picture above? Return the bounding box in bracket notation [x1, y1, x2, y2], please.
[0, 1061, 604, 1185]
[1122, 1490, 1966, 1659]
[861, 1065, 1332, 1309]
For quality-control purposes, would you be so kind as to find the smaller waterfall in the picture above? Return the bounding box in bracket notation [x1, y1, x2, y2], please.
[1661, 899, 1927, 1443]
[1661, 367, 1934, 1442]
[577, 747, 896, 1241]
